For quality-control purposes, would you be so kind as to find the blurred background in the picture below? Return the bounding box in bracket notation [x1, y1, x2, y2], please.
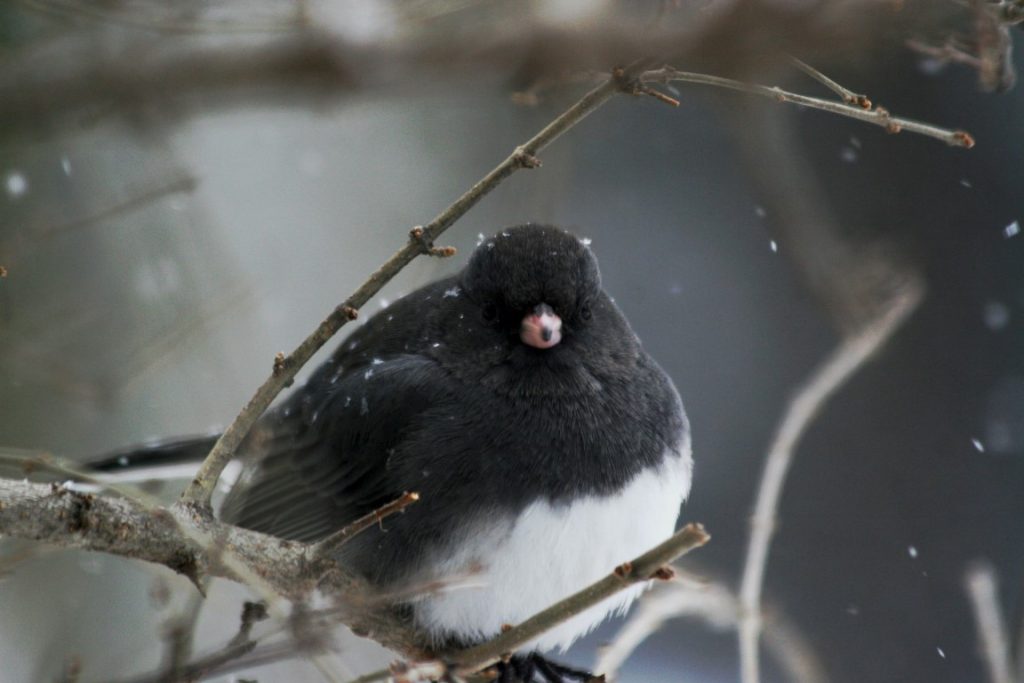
[1, 1, 1022, 682]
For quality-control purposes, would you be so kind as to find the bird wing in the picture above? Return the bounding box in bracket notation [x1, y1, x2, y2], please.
[221, 352, 450, 543]
[220, 274, 462, 541]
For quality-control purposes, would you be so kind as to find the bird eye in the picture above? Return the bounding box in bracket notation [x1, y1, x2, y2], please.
[481, 303, 498, 322]
[580, 305, 592, 321]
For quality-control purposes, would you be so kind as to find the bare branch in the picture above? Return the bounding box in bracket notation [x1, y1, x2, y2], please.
[450, 524, 709, 677]
[737, 285, 923, 683]
[0, 478, 309, 593]
[965, 562, 1014, 683]
[642, 67, 975, 148]
[313, 492, 420, 560]
[351, 524, 709, 683]
[789, 57, 872, 108]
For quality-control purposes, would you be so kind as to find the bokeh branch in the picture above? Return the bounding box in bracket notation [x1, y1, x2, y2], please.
[596, 577, 826, 683]
[738, 285, 922, 683]
[965, 562, 1015, 683]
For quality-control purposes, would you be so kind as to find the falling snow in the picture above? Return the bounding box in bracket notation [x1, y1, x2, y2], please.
[960, 178, 972, 188]
[849, 136, 862, 149]
[443, 287, 461, 298]
[61, 156, 72, 175]
[372, 358, 383, 365]
[364, 368, 374, 379]
[581, 237, 593, 246]
[360, 397, 369, 415]
[770, 240, 778, 253]
[1004, 220, 1020, 238]
[477, 233, 486, 245]
[754, 205, 766, 218]
[984, 301, 1010, 331]
[936, 647, 946, 659]
[971, 438, 985, 453]
[6, 171, 27, 198]
[840, 146, 859, 163]
[908, 546, 918, 559]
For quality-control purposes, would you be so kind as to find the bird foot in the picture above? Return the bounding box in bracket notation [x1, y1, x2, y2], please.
[488, 654, 604, 683]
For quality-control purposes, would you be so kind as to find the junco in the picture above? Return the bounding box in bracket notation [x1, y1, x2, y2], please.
[97, 224, 693, 682]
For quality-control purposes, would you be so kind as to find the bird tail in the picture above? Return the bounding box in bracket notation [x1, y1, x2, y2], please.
[87, 433, 221, 485]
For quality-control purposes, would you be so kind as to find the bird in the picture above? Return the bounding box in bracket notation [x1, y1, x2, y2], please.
[95, 224, 693, 682]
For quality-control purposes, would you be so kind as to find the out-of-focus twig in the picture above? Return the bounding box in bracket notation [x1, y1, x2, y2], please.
[596, 577, 827, 683]
[738, 287, 922, 683]
[720, 92, 929, 682]
[965, 562, 1014, 683]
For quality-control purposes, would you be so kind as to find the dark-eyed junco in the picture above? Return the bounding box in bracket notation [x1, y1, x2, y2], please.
[96, 225, 693, 682]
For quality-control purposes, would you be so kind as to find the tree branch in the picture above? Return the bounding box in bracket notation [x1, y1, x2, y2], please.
[641, 67, 974, 148]
[350, 524, 710, 683]
[737, 285, 922, 683]
[789, 56, 872, 109]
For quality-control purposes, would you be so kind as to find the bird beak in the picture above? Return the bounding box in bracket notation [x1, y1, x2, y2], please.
[520, 303, 562, 349]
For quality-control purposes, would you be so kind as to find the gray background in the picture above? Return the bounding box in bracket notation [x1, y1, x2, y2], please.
[1, 8, 1023, 683]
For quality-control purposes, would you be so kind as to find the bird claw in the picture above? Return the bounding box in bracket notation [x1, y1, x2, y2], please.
[489, 654, 602, 683]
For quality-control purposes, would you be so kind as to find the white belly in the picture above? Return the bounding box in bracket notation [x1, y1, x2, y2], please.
[414, 437, 693, 652]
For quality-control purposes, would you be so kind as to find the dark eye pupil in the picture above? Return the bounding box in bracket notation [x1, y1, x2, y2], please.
[482, 303, 498, 321]
[580, 306, 592, 321]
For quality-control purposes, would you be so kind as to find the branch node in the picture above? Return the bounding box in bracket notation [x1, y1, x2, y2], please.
[337, 304, 359, 321]
[272, 351, 288, 375]
[953, 130, 976, 148]
[846, 94, 873, 109]
[612, 66, 642, 95]
[639, 86, 681, 107]
[650, 565, 676, 581]
[874, 107, 902, 134]
[613, 561, 634, 581]
[512, 146, 542, 169]
[410, 226, 458, 257]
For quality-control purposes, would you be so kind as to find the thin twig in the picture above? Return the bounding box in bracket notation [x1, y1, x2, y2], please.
[179, 64, 645, 509]
[452, 523, 708, 676]
[965, 562, 1014, 683]
[737, 284, 923, 683]
[313, 492, 420, 559]
[642, 67, 975, 148]
[351, 524, 709, 683]
[789, 57, 872, 108]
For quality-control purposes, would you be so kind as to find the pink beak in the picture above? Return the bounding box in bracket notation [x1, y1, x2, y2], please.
[520, 303, 562, 349]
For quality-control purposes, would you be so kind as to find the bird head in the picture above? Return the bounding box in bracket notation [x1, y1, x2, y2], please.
[432, 224, 640, 395]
